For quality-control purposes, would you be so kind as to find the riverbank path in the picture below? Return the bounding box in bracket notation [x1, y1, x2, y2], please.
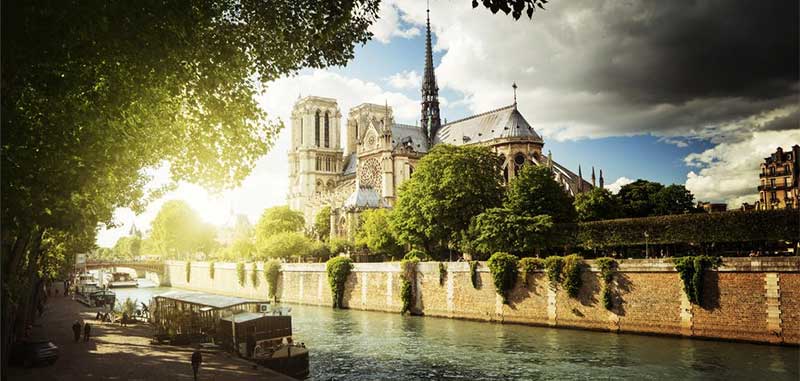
[6, 294, 296, 381]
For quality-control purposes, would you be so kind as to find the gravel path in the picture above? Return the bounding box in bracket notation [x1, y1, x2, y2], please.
[7, 295, 296, 381]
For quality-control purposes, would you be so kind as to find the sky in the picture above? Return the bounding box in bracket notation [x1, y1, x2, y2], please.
[96, 0, 800, 247]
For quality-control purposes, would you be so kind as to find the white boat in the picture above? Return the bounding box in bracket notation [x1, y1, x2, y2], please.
[106, 272, 138, 288]
[76, 272, 98, 287]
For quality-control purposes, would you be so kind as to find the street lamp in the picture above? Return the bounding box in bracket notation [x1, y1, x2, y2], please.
[644, 231, 650, 259]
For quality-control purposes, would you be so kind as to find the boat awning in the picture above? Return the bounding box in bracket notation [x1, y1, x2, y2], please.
[155, 291, 266, 309]
[220, 312, 266, 324]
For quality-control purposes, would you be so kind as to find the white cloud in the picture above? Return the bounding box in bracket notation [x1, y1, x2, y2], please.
[684, 129, 800, 206]
[370, 0, 420, 43]
[605, 177, 634, 194]
[386, 70, 421, 90]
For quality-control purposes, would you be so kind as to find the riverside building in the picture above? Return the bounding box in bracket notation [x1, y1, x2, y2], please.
[758, 145, 800, 210]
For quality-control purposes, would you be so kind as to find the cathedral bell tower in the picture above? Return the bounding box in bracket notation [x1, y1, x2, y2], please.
[420, 6, 441, 144]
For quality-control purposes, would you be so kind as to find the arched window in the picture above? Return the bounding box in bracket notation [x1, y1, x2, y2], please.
[409, 165, 414, 177]
[315, 110, 321, 147]
[300, 118, 304, 145]
[514, 153, 526, 176]
[355, 122, 359, 143]
[316, 180, 323, 193]
[324, 111, 330, 148]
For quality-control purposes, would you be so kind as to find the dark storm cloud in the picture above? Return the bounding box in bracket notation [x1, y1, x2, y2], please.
[579, 0, 799, 104]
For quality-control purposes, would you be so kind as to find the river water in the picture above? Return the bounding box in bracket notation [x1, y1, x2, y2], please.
[113, 284, 799, 380]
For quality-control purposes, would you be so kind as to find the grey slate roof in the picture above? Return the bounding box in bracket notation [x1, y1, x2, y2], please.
[342, 153, 357, 176]
[530, 155, 594, 196]
[343, 186, 386, 209]
[391, 123, 429, 153]
[433, 105, 542, 146]
[156, 290, 264, 309]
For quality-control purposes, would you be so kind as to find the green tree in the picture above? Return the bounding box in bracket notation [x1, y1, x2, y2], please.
[391, 145, 504, 257]
[150, 201, 216, 259]
[314, 206, 332, 242]
[574, 188, 622, 222]
[255, 206, 305, 248]
[618, 180, 664, 218]
[464, 208, 553, 258]
[505, 165, 576, 222]
[329, 238, 354, 256]
[1, 1, 379, 366]
[258, 232, 313, 260]
[356, 209, 404, 259]
[653, 184, 698, 216]
[112, 235, 143, 260]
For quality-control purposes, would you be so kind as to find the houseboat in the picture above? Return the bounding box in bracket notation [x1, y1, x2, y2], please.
[149, 291, 309, 378]
[105, 272, 138, 288]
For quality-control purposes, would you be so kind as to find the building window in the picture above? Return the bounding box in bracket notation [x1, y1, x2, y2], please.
[770, 178, 775, 187]
[355, 122, 359, 143]
[324, 111, 330, 148]
[771, 191, 777, 202]
[785, 178, 789, 187]
[513, 153, 526, 176]
[300, 118, 304, 145]
[409, 165, 414, 177]
[315, 110, 321, 147]
[503, 165, 509, 184]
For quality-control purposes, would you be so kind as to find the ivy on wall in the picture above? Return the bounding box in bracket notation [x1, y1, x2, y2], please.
[673, 255, 721, 305]
[251, 263, 259, 288]
[209, 262, 215, 280]
[264, 260, 281, 302]
[595, 257, 616, 310]
[439, 262, 447, 286]
[562, 254, 584, 298]
[518, 257, 544, 286]
[544, 256, 564, 287]
[237, 262, 246, 287]
[487, 252, 519, 304]
[469, 261, 480, 288]
[400, 258, 419, 314]
[326, 257, 353, 309]
[185, 261, 191, 283]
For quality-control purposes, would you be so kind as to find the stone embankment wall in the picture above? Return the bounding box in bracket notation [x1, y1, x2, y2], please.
[166, 257, 800, 345]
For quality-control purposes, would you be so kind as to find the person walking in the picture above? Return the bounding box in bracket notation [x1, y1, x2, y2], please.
[72, 321, 82, 342]
[191, 350, 203, 381]
[83, 322, 92, 342]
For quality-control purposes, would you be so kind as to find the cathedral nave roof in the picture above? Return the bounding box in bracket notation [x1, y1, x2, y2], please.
[433, 105, 543, 146]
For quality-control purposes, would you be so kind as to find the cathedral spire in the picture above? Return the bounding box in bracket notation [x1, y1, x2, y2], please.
[599, 169, 605, 189]
[578, 165, 584, 192]
[420, 3, 441, 143]
[591, 166, 596, 187]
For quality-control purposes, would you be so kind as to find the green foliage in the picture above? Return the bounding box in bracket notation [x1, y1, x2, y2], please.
[673, 256, 722, 305]
[220, 237, 257, 261]
[115, 297, 137, 317]
[487, 252, 519, 304]
[653, 184, 699, 216]
[112, 235, 143, 260]
[326, 257, 353, 309]
[469, 261, 480, 289]
[209, 262, 215, 280]
[403, 249, 430, 261]
[151, 201, 217, 259]
[391, 145, 504, 257]
[562, 254, 584, 298]
[237, 262, 246, 287]
[399, 258, 419, 314]
[595, 257, 617, 310]
[329, 238, 354, 256]
[315, 206, 332, 242]
[505, 165, 576, 223]
[309, 241, 332, 260]
[574, 188, 622, 222]
[250, 263, 260, 288]
[255, 206, 305, 247]
[257, 231, 313, 259]
[356, 209, 404, 258]
[543, 256, 564, 287]
[439, 263, 447, 286]
[185, 261, 191, 283]
[464, 208, 553, 257]
[518, 257, 544, 285]
[618, 180, 665, 218]
[264, 260, 281, 302]
[576, 209, 799, 248]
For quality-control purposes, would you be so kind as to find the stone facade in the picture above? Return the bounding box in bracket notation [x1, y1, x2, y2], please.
[167, 257, 800, 345]
[758, 145, 800, 210]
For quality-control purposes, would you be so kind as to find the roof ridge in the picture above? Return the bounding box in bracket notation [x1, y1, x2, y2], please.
[443, 104, 515, 126]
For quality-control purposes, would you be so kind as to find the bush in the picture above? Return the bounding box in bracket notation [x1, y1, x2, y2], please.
[673, 255, 721, 305]
[404, 249, 429, 261]
[329, 238, 354, 256]
[595, 257, 616, 310]
[487, 252, 519, 304]
[469, 261, 480, 288]
[237, 262, 246, 287]
[250, 263, 259, 288]
[264, 260, 281, 302]
[439, 262, 447, 286]
[185, 261, 191, 283]
[518, 257, 544, 286]
[326, 257, 353, 309]
[399, 258, 418, 314]
[561, 254, 584, 298]
[209, 262, 215, 280]
[543, 256, 564, 287]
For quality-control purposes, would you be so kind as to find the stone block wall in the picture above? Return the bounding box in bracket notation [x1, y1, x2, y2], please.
[166, 257, 800, 345]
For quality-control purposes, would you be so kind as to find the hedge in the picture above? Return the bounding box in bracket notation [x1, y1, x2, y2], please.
[553, 209, 798, 249]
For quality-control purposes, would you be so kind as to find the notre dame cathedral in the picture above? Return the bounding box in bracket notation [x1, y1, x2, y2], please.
[288, 9, 600, 239]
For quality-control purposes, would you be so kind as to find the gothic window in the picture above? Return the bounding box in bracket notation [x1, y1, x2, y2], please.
[324, 111, 330, 148]
[327, 180, 335, 191]
[409, 165, 414, 177]
[315, 110, 321, 147]
[315, 157, 320, 171]
[300, 118, 303, 145]
[513, 153, 526, 176]
[355, 122, 359, 142]
[316, 180, 323, 193]
[503, 166, 509, 184]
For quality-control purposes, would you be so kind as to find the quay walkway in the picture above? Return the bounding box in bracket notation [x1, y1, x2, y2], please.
[7, 295, 295, 381]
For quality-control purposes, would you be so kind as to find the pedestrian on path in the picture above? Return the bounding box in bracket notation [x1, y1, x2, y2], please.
[191, 350, 203, 381]
[72, 320, 82, 342]
[83, 322, 92, 341]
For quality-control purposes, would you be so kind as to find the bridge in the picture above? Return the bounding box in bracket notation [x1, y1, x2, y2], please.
[84, 259, 165, 274]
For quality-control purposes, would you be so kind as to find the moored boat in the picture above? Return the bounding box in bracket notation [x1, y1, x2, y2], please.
[106, 272, 138, 288]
